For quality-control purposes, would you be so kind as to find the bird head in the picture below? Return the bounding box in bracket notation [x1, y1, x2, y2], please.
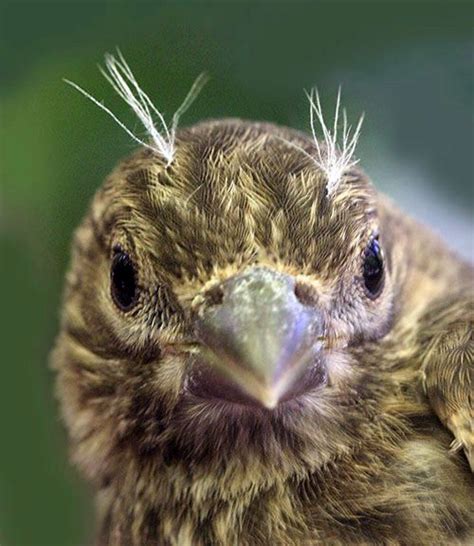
[52, 119, 401, 491]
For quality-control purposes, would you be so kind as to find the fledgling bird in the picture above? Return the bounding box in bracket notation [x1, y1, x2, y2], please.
[51, 53, 474, 545]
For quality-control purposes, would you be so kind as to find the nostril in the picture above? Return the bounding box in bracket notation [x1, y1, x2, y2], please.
[205, 284, 224, 307]
[294, 281, 317, 306]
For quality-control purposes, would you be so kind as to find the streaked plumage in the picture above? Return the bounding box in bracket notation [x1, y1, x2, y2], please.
[51, 117, 473, 545]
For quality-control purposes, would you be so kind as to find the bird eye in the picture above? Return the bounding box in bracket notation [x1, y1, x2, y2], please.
[363, 236, 384, 298]
[111, 249, 138, 311]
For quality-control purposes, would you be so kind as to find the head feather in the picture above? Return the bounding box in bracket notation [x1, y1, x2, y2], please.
[64, 49, 207, 165]
[307, 87, 364, 195]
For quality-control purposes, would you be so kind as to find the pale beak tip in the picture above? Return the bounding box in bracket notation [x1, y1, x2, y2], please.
[263, 399, 279, 410]
[256, 386, 281, 410]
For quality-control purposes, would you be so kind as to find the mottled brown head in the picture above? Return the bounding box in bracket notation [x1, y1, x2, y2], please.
[52, 119, 399, 489]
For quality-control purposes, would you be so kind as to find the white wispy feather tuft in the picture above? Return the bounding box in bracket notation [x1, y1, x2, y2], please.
[64, 49, 207, 165]
[307, 87, 364, 195]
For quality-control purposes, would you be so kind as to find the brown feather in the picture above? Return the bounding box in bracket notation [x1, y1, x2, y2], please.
[51, 119, 474, 545]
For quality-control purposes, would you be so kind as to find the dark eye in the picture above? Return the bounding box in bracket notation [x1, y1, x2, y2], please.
[363, 236, 384, 298]
[111, 250, 138, 311]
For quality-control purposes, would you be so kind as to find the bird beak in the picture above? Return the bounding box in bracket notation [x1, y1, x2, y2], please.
[194, 266, 324, 409]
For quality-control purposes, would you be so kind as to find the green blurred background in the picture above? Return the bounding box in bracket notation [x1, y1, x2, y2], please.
[1, 2, 473, 545]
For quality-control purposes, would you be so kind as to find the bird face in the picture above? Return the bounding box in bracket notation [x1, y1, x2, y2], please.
[54, 119, 397, 485]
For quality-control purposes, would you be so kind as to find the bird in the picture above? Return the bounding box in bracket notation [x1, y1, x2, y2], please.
[51, 53, 473, 545]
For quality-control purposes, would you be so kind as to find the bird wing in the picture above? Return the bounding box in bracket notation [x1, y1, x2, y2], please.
[419, 291, 473, 471]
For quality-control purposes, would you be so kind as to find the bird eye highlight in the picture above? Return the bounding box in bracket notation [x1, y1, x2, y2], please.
[363, 236, 384, 298]
[111, 249, 138, 311]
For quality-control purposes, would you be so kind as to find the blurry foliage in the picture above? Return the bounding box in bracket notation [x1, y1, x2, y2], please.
[0, 2, 472, 545]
